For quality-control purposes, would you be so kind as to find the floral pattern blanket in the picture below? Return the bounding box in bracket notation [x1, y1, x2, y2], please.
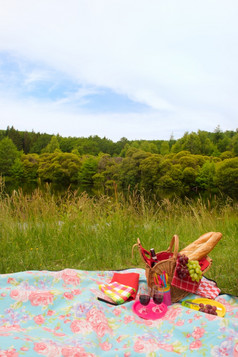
[0, 268, 237, 356]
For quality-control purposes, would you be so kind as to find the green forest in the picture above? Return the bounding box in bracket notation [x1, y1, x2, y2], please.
[0, 125, 238, 199]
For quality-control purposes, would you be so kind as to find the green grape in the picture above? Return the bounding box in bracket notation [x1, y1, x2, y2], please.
[187, 259, 202, 282]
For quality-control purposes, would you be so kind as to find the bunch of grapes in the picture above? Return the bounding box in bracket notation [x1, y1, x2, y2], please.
[176, 254, 189, 279]
[199, 303, 217, 315]
[187, 260, 202, 282]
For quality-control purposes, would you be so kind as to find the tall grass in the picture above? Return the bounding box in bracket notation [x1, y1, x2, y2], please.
[0, 185, 237, 296]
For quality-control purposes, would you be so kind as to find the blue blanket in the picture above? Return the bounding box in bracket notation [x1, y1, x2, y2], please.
[0, 268, 237, 356]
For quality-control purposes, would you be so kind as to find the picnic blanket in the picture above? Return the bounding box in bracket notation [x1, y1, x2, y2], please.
[0, 268, 237, 356]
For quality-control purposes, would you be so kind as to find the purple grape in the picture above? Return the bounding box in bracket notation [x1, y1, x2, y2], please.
[179, 257, 183, 264]
[199, 303, 218, 316]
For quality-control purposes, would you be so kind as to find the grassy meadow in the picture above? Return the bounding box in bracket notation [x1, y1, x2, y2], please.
[0, 185, 237, 296]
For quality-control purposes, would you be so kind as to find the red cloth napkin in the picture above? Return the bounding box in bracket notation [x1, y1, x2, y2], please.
[199, 257, 211, 272]
[110, 272, 140, 300]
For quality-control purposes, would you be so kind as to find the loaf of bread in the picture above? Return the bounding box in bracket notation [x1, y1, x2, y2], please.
[180, 232, 222, 261]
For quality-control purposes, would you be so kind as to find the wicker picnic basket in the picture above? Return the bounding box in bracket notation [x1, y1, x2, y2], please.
[133, 234, 215, 303]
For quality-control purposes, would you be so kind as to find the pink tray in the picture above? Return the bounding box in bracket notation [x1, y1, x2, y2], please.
[132, 300, 167, 320]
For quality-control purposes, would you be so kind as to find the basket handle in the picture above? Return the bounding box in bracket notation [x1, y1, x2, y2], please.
[167, 234, 179, 258]
[132, 238, 151, 266]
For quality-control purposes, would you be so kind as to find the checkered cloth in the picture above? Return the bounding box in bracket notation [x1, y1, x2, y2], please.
[99, 281, 136, 304]
[171, 260, 201, 294]
[171, 274, 200, 293]
[195, 277, 221, 299]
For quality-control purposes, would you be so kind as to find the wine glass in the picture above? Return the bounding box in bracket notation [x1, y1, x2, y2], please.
[152, 285, 164, 312]
[138, 284, 151, 313]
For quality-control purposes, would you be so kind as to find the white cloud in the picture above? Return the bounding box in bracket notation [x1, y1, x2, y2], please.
[0, 0, 237, 139]
[23, 70, 51, 85]
[0, 93, 232, 141]
[53, 87, 102, 106]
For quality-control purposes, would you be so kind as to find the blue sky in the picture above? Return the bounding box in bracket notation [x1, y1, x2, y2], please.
[0, 52, 149, 112]
[0, 0, 237, 141]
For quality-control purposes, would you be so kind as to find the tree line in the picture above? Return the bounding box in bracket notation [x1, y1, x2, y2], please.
[0, 126, 237, 199]
[1, 125, 238, 157]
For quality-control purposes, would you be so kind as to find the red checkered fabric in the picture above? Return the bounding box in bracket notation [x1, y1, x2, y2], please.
[195, 277, 221, 299]
[171, 274, 200, 293]
[171, 260, 201, 293]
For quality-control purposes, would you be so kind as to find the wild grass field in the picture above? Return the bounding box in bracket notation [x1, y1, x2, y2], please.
[0, 185, 237, 296]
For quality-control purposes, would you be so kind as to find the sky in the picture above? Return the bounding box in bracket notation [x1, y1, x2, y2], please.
[0, 0, 237, 142]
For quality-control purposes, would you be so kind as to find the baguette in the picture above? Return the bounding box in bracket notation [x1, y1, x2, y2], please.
[180, 232, 222, 261]
[180, 232, 214, 255]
